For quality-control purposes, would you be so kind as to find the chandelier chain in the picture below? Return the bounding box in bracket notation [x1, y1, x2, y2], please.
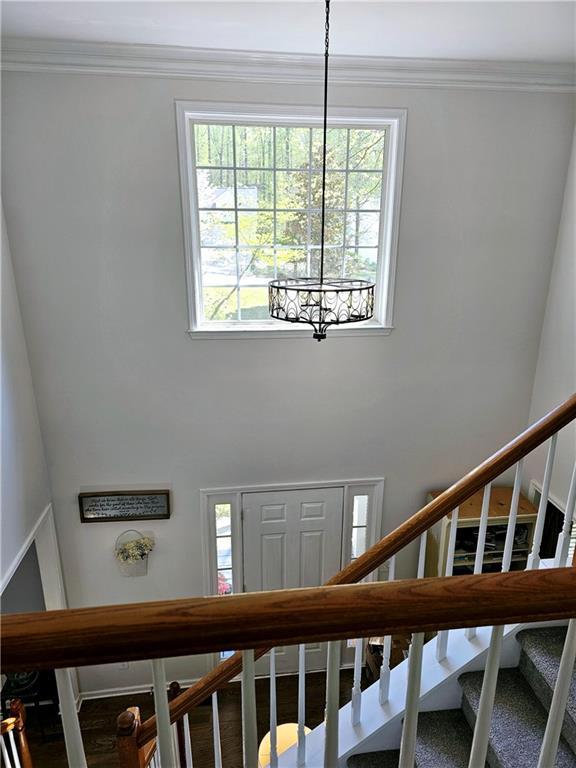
[267, 0, 375, 340]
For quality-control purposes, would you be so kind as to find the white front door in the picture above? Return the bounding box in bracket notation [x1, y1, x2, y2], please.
[242, 487, 344, 674]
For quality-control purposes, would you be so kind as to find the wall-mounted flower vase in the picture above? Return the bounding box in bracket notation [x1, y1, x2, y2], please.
[114, 530, 155, 577]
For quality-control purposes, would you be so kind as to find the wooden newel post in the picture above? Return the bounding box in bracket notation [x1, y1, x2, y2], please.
[9, 699, 33, 768]
[117, 707, 144, 768]
[169, 681, 188, 768]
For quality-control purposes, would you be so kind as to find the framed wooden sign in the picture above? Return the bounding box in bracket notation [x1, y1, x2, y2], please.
[78, 490, 170, 523]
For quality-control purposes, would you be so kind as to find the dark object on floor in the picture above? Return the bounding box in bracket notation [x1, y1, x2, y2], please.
[1, 670, 60, 741]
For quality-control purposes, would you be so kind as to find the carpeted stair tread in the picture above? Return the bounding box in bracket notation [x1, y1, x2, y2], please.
[517, 627, 576, 753]
[346, 710, 476, 768]
[415, 709, 481, 768]
[460, 668, 576, 768]
[347, 749, 400, 767]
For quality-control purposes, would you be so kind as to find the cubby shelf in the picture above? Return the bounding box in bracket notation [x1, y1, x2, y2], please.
[425, 486, 538, 578]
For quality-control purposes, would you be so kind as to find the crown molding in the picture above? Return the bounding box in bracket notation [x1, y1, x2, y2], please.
[2, 38, 574, 92]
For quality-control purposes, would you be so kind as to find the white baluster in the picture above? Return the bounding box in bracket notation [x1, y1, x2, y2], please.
[171, 722, 179, 767]
[324, 641, 341, 768]
[8, 730, 21, 768]
[527, 434, 558, 570]
[379, 635, 393, 705]
[436, 507, 459, 660]
[398, 631, 424, 768]
[501, 461, 523, 572]
[351, 637, 363, 726]
[466, 485, 491, 641]
[212, 693, 222, 768]
[467, 624, 504, 768]
[417, 530, 428, 580]
[297, 644, 306, 766]
[54, 668, 88, 768]
[151, 659, 177, 768]
[241, 650, 258, 768]
[395, 531, 429, 763]
[379, 557, 396, 704]
[555, 460, 576, 566]
[1, 735, 12, 768]
[537, 619, 576, 768]
[467, 463, 523, 767]
[269, 648, 278, 768]
[183, 714, 193, 768]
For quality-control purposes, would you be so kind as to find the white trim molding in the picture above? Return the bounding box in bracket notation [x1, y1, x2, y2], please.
[201, 476, 385, 595]
[528, 478, 567, 515]
[0, 502, 52, 593]
[176, 100, 406, 338]
[2, 39, 574, 93]
[201, 477, 384, 670]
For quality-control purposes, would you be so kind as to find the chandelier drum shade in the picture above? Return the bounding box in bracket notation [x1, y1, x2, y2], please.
[269, 278, 375, 340]
[267, 0, 375, 340]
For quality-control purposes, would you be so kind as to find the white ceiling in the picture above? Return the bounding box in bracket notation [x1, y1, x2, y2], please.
[1, 1, 575, 62]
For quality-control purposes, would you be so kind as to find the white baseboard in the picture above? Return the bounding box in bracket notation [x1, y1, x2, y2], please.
[1, 503, 52, 593]
[77, 663, 353, 707]
[78, 677, 201, 708]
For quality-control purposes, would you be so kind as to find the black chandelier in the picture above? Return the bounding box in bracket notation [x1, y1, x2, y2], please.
[268, 0, 375, 341]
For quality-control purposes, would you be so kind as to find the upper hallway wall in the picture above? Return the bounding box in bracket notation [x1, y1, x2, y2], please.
[1, 207, 52, 589]
[525, 127, 576, 506]
[2, 70, 573, 692]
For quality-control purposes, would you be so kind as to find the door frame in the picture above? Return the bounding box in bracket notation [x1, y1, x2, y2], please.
[201, 477, 385, 672]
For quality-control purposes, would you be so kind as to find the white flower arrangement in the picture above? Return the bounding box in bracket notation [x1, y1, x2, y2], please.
[115, 535, 155, 564]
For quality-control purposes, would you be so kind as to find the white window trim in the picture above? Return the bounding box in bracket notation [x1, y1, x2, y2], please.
[176, 100, 406, 339]
[201, 477, 384, 668]
[528, 478, 567, 516]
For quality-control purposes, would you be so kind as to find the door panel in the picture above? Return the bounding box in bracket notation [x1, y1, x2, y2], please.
[261, 533, 286, 591]
[300, 531, 324, 586]
[242, 487, 344, 674]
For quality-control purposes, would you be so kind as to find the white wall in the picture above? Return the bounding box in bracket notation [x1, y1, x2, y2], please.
[1, 208, 52, 589]
[525, 128, 576, 507]
[2, 72, 574, 694]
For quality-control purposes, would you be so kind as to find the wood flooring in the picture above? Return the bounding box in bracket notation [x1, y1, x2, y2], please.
[26, 669, 355, 768]
[25, 635, 411, 767]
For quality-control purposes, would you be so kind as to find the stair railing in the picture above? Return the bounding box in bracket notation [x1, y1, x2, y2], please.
[2, 392, 576, 768]
[138, 392, 576, 750]
[1, 699, 33, 768]
[3, 569, 576, 766]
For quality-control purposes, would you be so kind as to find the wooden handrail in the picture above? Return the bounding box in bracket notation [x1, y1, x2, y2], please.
[136, 392, 576, 743]
[330, 392, 576, 586]
[3, 394, 574, 747]
[2, 569, 575, 672]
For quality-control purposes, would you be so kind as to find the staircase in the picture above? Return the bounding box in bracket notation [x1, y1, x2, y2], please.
[348, 627, 576, 768]
[2, 393, 576, 768]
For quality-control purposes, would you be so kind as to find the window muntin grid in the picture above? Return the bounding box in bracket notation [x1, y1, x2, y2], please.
[213, 501, 235, 659]
[215, 503, 233, 596]
[351, 494, 369, 561]
[191, 123, 388, 324]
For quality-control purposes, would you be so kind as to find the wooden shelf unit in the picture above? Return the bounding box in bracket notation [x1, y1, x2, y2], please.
[424, 486, 538, 578]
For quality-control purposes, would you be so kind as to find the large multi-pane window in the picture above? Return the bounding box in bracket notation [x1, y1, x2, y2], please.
[177, 104, 405, 334]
